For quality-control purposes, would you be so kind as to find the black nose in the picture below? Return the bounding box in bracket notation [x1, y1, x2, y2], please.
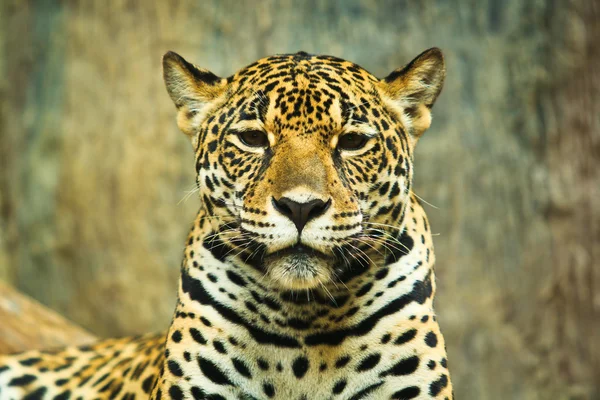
[272, 197, 331, 234]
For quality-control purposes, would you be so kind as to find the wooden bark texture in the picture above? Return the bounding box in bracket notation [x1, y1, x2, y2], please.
[0, 0, 598, 398]
[0, 282, 96, 354]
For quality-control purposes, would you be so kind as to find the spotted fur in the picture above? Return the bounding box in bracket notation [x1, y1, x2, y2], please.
[0, 48, 452, 400]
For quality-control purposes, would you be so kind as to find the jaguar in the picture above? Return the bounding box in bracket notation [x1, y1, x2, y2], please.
[0, 48, 452, 400]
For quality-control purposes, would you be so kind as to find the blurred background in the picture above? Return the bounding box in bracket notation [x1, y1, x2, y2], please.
[0, 0, 598, 398]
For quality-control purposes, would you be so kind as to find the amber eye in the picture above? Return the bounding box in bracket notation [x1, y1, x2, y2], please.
[237, 130, 269, 148]
[337, 133, 369, 151]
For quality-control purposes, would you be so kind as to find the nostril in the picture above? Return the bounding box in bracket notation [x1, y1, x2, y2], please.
[272, 197, 294, 218]
[308, 198, 331, 220]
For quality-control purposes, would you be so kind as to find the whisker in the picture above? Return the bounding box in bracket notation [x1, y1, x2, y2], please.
[410, 190, 439, 209]
[178, 183, 200, 205]
[360, 230, 411, 254]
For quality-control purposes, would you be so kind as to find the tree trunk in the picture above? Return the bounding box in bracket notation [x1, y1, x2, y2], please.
[0, 282, 96, 354]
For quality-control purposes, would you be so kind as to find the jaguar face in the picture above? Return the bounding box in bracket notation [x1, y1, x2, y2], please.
[163, 50, 445, 290]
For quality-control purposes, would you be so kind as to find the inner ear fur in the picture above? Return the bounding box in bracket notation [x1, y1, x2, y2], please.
[379, 47, 446, 138]
[162, 51, 227, 136]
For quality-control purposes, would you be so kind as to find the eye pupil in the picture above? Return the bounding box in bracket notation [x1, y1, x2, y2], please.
[238, 130, 268, 147]
[338, 134, 368, 150]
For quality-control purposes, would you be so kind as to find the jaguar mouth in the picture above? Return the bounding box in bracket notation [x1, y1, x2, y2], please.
[268, 243, 328, 258]
[264, 244, 334, 290]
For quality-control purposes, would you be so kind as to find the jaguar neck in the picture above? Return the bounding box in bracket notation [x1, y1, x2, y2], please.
[153, 197, 438, 397]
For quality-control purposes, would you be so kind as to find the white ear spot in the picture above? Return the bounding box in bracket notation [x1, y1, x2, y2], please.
[408, 104, 432, 135]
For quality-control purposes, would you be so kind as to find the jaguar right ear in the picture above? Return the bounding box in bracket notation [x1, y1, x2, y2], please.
[378, 48, 446, 140]
[162, 51, 227, 137]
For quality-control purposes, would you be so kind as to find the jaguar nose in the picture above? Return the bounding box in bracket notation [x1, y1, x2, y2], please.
[272, 197, 331, 234]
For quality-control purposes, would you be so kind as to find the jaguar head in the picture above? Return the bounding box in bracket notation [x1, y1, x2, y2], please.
[163, 49, 445, 290]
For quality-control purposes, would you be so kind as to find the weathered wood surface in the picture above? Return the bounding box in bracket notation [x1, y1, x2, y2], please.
[0, 282, 96, 354]
[0, 1, 598, 398]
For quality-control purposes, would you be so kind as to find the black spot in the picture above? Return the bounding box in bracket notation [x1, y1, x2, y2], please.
[427, 360, 436, 370]
[292, 356, 309, 378]
[122, 392, 136, 400]
[109, 382, 123, 399]
[287, 318, 311, 330]
[200, 317, 212, 327]
[263, 297, 282, 311]
[53, 390, 72, 400]
[198, 357, 233, 385]
[204, 175, 215, 191]
[378, 181, 390, 196]
[412, 273, 433, 304]
[23, 387, 46, 400]
[169, 385, 184, 400]
[245, 301, 258, 313]
[142, 375, 156, 393]
[55, 379, 69, 386]
[98, 374, 115, 393]
[226, 270, 247, 286]
[356, 282, 373, 297]
[171, 330, 182, 343]
[381, 333, 392, 344]
[332, 379, 347, 394]
[8, 374, 37, 386]
[189, 328, 207, 345]
[263, 382, 275, 398]
[168, 360, 184, 377]
[205, 395, 226, 400]
[380, 356, 420, 377]
[207, 140, 218, 153]
[375, 268, 389, 280]
[357, 353, 381, 371]
[429, 374, 449, 396]
[232, 358, 252, 378]
[425, 331, 438, 347]
[421, 315, 429, 322]
[388, 182, 401, 201]
[381, 119, 390, 131]
[18, 358, 42, 367]
[347, 381, 384, 400]
[335, 355, 351, 368]
[257, 358, 270, 370]
[391, 386, 421, 399]
[213, 340, 227, 354]
[441, 358, 448, 368]
[191, 386, 206, 400]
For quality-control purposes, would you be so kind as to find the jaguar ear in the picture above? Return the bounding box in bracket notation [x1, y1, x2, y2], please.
[162, 51, 227, 136]
[379, 48, 445, 139]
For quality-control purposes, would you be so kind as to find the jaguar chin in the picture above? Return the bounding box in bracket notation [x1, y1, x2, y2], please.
[264, 244, 334, 290]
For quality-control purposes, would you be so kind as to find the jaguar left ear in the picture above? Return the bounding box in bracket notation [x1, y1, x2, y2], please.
[379, 48, 446, 139]
[163, 51, 227, 137]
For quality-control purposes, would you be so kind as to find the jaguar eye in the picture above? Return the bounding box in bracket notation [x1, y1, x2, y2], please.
[237, 130, 269, 148]
[338, 133, 369, 151]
